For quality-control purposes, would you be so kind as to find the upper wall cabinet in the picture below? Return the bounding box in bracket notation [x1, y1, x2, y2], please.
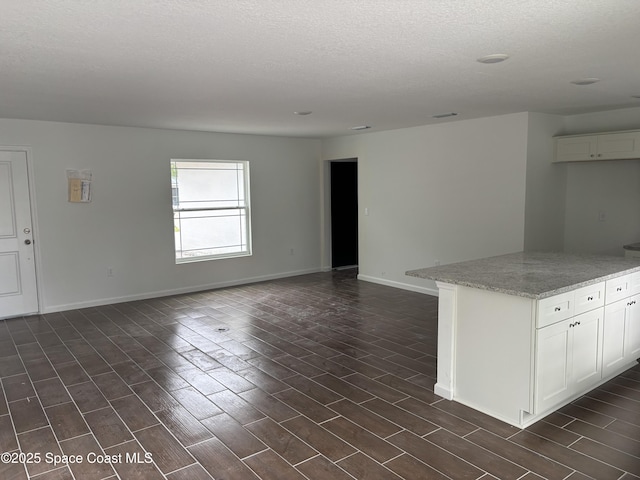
[554, 130, 640, 163]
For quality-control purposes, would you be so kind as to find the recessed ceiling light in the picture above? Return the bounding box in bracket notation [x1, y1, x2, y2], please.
[570, 78, 600, 85]
[432, 112, 458, 119]
[350, 125, 371, 130]
[294, 111, 312, 116]
[477, 54, 509, 64]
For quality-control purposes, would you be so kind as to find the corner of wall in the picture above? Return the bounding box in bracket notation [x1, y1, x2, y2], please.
[523, 112, 567, 252]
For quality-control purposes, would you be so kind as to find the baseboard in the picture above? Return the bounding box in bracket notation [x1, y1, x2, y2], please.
[434, 382, 453, 400]
[42, 267, 322, 314]
[357, 274, 439, 296]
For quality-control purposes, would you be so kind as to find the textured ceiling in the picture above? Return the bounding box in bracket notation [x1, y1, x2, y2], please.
[2, 0, 639, 138]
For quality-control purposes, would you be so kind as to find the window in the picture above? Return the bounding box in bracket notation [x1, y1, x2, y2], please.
[171, 160, 251, 263]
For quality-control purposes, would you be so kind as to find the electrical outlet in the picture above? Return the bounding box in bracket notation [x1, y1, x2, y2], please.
[107, 267, 114, 277]
[289, 248, 295, 256]
[598, 211, 606, 222]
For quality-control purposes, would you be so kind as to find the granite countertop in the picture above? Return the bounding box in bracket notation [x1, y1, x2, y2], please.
[406, 251, 640, 299]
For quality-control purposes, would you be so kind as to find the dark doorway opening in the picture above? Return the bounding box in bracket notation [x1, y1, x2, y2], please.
[330, 161, 358, 269]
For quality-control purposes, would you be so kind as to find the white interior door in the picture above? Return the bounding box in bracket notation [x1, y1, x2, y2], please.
[0, 150, 38, 318]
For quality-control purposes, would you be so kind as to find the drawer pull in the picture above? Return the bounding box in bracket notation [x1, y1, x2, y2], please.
[617, 287, 623, 292]
[554, 307, 561, 312]
[587, 296, 594, 301]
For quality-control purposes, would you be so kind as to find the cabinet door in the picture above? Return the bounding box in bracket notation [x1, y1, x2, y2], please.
[597, 132, 640, 160]
[536, 320, 572, 413]
[625, 295, 640, 361]
[554, 136, 597, 162]
[571, 308, 603, 391]
[603, 300, 628, 377]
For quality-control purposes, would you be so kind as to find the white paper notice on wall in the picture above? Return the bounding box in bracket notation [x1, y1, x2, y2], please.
[67, 169, 92, 203]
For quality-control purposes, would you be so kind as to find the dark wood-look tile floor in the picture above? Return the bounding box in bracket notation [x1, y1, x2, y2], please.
[1, 269, 639, 480]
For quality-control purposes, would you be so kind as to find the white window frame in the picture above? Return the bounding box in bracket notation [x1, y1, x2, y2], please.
[171, 159, 252, 263]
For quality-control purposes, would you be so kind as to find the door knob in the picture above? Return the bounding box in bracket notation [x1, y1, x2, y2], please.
[24, 239, 32, 245]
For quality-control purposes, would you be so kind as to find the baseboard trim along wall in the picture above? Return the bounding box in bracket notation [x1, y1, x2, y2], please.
[357, 274, 439, 296]
[43, 267, 323, 314]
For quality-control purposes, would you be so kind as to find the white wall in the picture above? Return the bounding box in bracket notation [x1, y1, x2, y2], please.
[563, 160, 640, 255]
[560, 106, 640, 255]
[0, 119, 322, 312]
[561, 106, 640, 135]
[322, 113, 530, 294]
[6, 105, 637, 313]
[523, 112, 566, 251]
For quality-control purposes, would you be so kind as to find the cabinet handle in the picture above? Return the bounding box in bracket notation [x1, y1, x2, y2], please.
[617, 287, 623, 292]
[587, 296, 594, 301]
[597, 154, 602, 157]
[576, 321, 581, 326]
[554, 307, 561, 312]
[590, 154, 595, 158]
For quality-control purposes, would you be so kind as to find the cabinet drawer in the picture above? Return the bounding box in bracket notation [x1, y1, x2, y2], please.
[573, 282, 605, 316]
[538, 291, 574, 328]
[630, 272, 640, 296]
[606, 275, 631, 304]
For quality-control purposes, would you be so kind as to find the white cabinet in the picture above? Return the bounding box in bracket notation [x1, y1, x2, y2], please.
[534, 283, 605, 415]
[435, 273, 639, 428]
[626, 296, 640, 360]
[554, 130, 640, 163]
[630, 271, 640, 295]
[537, 290, 573, 328]
[536, 307, 603, 413]
[603, 293, 640, 377]
[605, 274, 632, 303]
[574, 282, 606, 316]
[602, 272, 640, 378]
[537, 282, 604, 328]
[554, 135, 598, 162]
[572, 309, 605, 391]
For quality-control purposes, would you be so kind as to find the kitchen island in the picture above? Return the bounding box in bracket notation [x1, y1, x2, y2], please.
[407, 252, 640, 428]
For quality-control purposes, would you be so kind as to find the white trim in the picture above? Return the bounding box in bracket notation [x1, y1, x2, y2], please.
[42, 267, 321, 314]
[434, 281, 457, 400]
[172, 159, 252, 262]
[357, 274, 439, 296]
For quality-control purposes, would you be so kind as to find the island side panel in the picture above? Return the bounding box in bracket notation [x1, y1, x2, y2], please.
[434, 282, 457, 400]
[454, 286, 535, 427]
